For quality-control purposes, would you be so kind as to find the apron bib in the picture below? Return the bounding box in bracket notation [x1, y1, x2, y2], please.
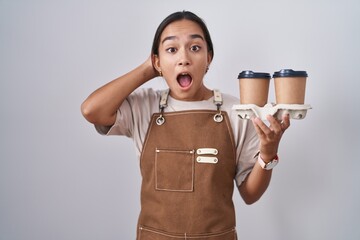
[137, 90, 238, 240]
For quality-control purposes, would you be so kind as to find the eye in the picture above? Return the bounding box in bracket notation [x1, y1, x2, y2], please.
[190, 45, 201, 52]
[166, 47, 177, 53]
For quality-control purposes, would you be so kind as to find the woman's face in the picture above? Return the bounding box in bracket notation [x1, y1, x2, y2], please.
[154, 19, 212, 101]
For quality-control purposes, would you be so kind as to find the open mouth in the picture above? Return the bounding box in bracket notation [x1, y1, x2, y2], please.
[177, 73, 193, 88]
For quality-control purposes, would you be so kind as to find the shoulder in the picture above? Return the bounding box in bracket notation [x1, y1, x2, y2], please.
[129, 88, 161, 102]
[219, 91, 239, 111]
[125, 88, 164, 117]
[218, 91, 250, 131]
[221, 92, 239, 103]
[127, 88, 164, 110]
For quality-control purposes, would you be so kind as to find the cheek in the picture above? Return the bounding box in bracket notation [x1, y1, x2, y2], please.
[198, 53, 210, 65]
[163, 77, 176, 88]
[158, 56, 174, 70]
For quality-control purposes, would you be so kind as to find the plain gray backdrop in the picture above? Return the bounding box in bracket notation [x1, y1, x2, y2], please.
[1, 0, 360, 239]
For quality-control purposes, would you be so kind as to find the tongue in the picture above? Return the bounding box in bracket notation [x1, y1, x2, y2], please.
[178, 75, 192, 87]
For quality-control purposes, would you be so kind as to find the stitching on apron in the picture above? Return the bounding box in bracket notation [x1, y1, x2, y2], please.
[139, 225, 236, 239]
[141, 110, 237, 178]
[138, 91, 238, 237]
[151, 110, 236, 165]
[155, 148, 195, 192]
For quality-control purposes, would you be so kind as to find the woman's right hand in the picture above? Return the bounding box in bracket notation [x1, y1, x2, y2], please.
[81, 55, 160, 126]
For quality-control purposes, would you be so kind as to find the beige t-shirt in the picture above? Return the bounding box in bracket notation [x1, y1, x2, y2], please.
[96, 88, 259, 187]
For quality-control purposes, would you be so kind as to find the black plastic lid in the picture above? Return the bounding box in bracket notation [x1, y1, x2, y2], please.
[273, 69, 308, 78]
[238, 71, 271, 79]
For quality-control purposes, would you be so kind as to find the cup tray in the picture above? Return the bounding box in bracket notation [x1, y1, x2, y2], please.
[232, 103, 312, 120]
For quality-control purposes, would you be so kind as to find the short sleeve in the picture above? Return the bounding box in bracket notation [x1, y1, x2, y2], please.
[93, 88, 160, 149]
[94, 98, 133, 137]
[234, 120, 260, 187]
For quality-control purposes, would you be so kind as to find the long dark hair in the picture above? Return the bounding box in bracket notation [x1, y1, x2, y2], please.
[151, 11, 214, 60]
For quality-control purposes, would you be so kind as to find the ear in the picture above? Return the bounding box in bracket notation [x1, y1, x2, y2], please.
[207, 52, 213, 66]
[152, 54, 161, 72]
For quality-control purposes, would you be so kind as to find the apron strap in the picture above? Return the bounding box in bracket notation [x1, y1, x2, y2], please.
[159, 89, 170, 109]
[213, 89, 224, 123]
[213, 89, 223, 110]
[156, 89, 169, 125]
[159, 89, 223, 109]
[156, 89, 224, 125]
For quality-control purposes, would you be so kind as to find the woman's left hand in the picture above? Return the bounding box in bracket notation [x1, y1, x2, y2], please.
[252, 114, 290, 162]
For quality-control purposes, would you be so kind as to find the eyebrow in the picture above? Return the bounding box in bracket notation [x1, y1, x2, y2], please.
[161, 34, 205, 44]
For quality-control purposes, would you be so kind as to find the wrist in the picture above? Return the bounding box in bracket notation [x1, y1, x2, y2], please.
[139, 61, 157, 82]
[257, 153, 279, 170]
[259, 153, 278, 163]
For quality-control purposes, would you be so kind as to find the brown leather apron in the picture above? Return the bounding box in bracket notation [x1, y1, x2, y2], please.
[137, 90, 238, 239]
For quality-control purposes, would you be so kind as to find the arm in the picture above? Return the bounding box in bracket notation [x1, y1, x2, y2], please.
[81, 56, 158, 126]
[239, 114, 290, 204]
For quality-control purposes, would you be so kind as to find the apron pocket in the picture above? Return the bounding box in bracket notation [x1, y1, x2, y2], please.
[155, 149, 194, 192]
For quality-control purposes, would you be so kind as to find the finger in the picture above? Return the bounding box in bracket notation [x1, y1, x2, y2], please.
[281, 113, 291, 131]
[266, 115, 282, 134]
[251, 117, 264, 136]
[253, 117, 272, 136]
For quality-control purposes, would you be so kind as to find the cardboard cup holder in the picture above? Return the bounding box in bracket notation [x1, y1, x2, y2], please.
[232, 103, 312, 121]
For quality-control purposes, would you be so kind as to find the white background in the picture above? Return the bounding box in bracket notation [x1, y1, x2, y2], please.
[1, 0, 360, 239]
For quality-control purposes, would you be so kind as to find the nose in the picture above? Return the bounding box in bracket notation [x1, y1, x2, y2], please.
[178, 49, 191, 66]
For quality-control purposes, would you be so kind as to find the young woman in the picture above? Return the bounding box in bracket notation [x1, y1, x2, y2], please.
[81, 11, 289, 240]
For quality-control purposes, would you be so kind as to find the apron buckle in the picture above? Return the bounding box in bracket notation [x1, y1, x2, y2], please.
[213, 89, 223, 123]
[156, 115, 165, 125]
[213, 113, 223, 123]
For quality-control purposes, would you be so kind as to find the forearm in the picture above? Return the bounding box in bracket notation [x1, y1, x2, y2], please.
[238, 160, 272, 205]
[81, 59, 157, 126]
[239, 114, 290, 204]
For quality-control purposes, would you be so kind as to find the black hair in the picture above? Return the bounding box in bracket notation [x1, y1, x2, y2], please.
[151, 11, 214, 60]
